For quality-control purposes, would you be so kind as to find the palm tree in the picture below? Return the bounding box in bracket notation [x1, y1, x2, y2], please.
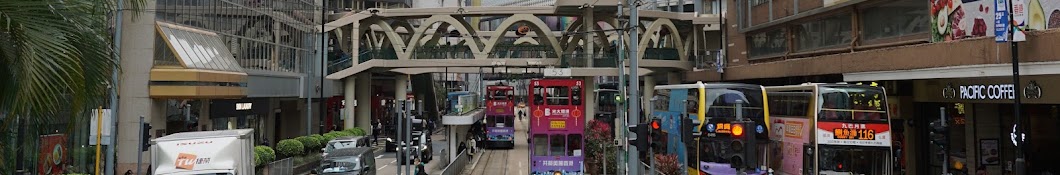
[0, 0, 143, 172]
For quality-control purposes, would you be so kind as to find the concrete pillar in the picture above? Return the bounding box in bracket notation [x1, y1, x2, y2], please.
[395, 74, 409, 101]
[667, 71, 682, 84]
[115, 0, 159, 172]
[642, 75, 656, 116]
[583, 76, 597, 123]
[355, 73, 373, 133]
[583, 8, 595, 66]
[344, 77, 356, 130]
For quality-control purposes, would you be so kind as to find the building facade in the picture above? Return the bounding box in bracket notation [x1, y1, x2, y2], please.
[687, 0, 1060, 174]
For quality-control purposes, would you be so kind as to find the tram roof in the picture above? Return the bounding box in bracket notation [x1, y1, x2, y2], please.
[654, 82, 763, 90]
[764, 83, 885, 92]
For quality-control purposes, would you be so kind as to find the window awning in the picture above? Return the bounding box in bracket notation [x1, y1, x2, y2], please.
[150, 21, 247, 99]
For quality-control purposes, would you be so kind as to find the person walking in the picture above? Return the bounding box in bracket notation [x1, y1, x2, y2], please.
[415, 158, 428, 175]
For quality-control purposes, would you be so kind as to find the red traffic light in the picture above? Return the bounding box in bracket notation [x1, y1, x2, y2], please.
[650, 120, 661, 130]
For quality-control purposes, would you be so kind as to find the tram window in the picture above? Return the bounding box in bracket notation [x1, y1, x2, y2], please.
[653, 90, 670, 111]
[505, 116, 514, 127]
[487, 116, 497, 127]
[550, 134, 566, 156]
[567, 134, 582, 156]
[687, 90, 699, 113]
[545, 86, 570, 105]
[533, 134, 549, 156]
[533, 86, 544, 105]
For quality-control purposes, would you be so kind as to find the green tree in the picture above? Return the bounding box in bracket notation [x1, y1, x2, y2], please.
[0, 0, 145, 172]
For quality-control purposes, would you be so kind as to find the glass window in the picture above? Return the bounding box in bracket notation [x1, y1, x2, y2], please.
[571, 86, 582, 105]
[687, 89, 700, 113]
[705, 87, 767, 120]
[860, 0, 930, 41]
[550, 134, 566, 156]
[818, 86, 888, 122]
[747, 29, 788, 58]
[533, 86, 545, 105]
[567, 134, 582, 156]
[796, 14, 853, 51]
[533, 134, 549, 156]
[767, 92, 812, 117]
[545, 86, 570, 105]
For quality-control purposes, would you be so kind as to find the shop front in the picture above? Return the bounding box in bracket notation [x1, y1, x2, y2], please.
[913, 75, 1060, 175]
[210, 98, 273, 144]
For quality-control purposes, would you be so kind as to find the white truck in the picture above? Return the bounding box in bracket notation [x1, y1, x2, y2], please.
[151, 129, 255, 175]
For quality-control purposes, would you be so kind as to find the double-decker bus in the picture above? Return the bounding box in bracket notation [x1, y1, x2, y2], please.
[485, 84, 516, 148]
[528, 79, 585, 175]
[653, 82, 770, 175]
[765, 83, 893, 175]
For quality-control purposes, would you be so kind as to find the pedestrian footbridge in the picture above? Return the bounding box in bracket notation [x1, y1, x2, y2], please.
[320, 4, 721, 80]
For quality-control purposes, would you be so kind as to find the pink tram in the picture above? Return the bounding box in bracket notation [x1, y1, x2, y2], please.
[484, 85, 516, 148]
[528, 79, 585, 175]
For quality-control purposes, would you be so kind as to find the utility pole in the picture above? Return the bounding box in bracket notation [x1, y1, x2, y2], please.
[616, 2, 629, 174]
[1006, 0, 1026, 174]
[108, 0, 125, 174]
[627, 0, 643, 173]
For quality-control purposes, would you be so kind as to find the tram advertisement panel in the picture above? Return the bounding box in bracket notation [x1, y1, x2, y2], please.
[816, 121, 892, 147]
[770, 118, 810, 175]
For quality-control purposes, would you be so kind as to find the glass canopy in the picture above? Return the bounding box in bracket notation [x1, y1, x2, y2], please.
[156, 22, 245, 72]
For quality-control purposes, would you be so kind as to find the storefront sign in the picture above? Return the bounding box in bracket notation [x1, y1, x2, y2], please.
[943, 84, 1016, 100]
[235, 103, 252, 110]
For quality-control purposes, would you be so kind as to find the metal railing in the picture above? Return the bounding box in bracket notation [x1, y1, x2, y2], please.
[260, 157, 294, 175]
[415, 45, 474, 59]
[692, 50, 722, 70]
[359, 47, 399, 63]
[440, 150, 470, 175]
[561, 53, 619, 68]
[642, 48, 680, 60]
[488, 44, 556, 58]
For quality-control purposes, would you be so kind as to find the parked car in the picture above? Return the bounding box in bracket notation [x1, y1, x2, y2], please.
[323, 136, 371, 157]
[319, 147, 376, 175]
[396, 132, 433, 165]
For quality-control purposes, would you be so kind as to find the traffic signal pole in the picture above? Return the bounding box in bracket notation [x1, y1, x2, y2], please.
[627, 0, 643, 173]
[940, 107, 948, 175]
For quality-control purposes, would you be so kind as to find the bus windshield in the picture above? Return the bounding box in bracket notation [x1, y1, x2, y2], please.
[704, 87, 766, 119]
[818, 86, 888, 122]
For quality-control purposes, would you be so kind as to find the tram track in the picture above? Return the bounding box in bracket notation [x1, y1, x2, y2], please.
[468, 147, 511, 175]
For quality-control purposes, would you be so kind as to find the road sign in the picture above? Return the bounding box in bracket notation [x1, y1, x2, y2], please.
[995, 0, 1009, 42]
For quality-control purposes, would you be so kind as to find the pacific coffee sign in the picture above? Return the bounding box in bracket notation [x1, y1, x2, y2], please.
[942, 81, 1042, 100]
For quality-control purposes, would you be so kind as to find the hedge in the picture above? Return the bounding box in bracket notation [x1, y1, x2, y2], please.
[321, 132, 339, 142]
[276, 139, 304, 158]
[343, 127, 367, 136]
[295, 136, 321, 153]
[254, 146, 276, 166]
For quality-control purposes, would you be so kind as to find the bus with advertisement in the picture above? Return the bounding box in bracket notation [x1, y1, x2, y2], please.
[528, 79, 585, 175]
[485, 84, 516, 148]
[653, 82, 771, 175]
[765, 83, 893, 175]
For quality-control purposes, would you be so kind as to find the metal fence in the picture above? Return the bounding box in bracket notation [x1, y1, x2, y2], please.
[440, 150, 470, 175]
[259, 157, 294, 175]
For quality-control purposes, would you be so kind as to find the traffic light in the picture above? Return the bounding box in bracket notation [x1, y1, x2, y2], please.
[728, 120, 757, 170]
[649, 118, 664, 152]
[629, 124, 650, 153]
[930, 119, 948, 149]
[141, 123, 153, 152]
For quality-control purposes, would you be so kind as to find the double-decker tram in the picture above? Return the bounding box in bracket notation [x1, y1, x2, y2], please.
[485, 84, 516, 148]
[528, 79, 585, 175]
[765, 83, 893, 175]
[653, 82, 771, 175]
